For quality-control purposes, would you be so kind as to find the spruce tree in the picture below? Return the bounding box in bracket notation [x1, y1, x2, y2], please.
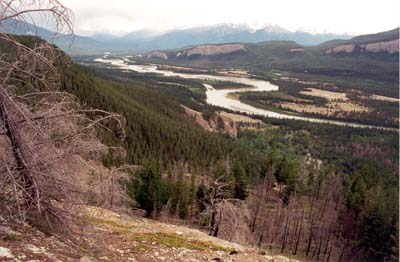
[135, 161, 162, 217]
[231, 160, 248, 200]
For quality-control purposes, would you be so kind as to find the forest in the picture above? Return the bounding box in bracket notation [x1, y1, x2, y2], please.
[65, 59, 398, 261]
[2, 35, 398, 262]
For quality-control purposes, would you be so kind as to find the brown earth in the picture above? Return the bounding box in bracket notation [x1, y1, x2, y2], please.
[281, 101, 369, 116]
[182, 105, 238, 137]
[370, 94, 400, 102]
[299, 88, 348, 101]
[0, 206, 305, 262]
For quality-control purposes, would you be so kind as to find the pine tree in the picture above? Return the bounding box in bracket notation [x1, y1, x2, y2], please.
[164, 163, 174, 203]
[345, 175, 367, 216]
[213, 161, 226, 181]
[231, 160, 248, 200]
[178, 189, 189, 219]
[135, 161, 162, 217]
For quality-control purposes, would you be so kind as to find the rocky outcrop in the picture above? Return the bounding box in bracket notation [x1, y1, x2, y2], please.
[182, 105, 237, 137]
[208, 113, 238, 137]
[290, 48, 304, 53]
[146, 50, 168, 59]
[361, 39, 399, 53]
[325, 39, 399, 54]
[325, 44, 355, 54]
[180, 44, 246, 57]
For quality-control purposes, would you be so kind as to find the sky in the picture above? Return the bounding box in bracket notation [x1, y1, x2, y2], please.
[60, 0, 399, 36]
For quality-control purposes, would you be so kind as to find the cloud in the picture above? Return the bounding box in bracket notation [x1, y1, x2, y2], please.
[60, 0, 399, 36]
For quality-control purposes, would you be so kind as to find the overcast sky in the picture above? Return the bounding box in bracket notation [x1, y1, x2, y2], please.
[60, 0, 399, 36]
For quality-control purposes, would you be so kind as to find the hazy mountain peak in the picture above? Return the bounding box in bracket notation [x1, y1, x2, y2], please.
[89, 33, 118, 42]
[122, 29, 165, 39]
[260, 25, 291, 33]
[2, 19, 356, 54]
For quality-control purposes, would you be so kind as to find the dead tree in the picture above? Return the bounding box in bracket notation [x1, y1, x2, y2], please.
[0, 0, 126, 234]
[249, 172, 273, 233]
[293, 207, 304, 255]
[208, 175, 229, 237]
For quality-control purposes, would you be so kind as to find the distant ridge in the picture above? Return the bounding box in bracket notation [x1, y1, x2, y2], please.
[142, 28, 398, 83]
[146, 28, 399, 60]
[1, 20, 353, 54]
[0, 19, 104, 54]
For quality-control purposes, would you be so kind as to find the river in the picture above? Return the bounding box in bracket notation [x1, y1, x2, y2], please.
[94, 57, 396, 130]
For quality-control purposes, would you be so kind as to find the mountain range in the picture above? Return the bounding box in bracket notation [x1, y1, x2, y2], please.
[0, 20, 352, 54]
[143, 28, 399, 83]
[110, 24, 352, 52]
[149, 27, 399, 60]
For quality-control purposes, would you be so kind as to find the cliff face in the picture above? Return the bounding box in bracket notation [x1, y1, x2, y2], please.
[362, 39, 399, 53]
[325, 43, 355, 54]
[325, 39, 399, 54]
[179, 44, 246, 57]
[208, 113, 238, 137]
[182, 105, 237, 137]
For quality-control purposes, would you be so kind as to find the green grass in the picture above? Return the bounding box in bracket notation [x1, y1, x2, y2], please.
[129, 232, 233, 252]
[89, 217, 136, 230]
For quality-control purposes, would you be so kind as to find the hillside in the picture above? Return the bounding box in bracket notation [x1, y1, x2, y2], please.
[0, 205, 303, 262]
[316, 28, 399, 54]
[0, 32, 290, 262]
[0, 5, 399, 262]
[143, 28, 399, 84]
[149, 28, 399, 60]
[60, 63, 230, 167]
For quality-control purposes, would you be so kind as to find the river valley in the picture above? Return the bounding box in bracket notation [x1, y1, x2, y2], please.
[94, 57, 396, 130]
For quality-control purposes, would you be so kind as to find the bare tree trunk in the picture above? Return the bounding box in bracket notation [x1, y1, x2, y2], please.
[0, 95, 39, 211]
[323, 235, 330, 256]
[316, 233, 323, 260]
[250, 200, 260, 233]
[289, 206, 300, 252]
[209, 182, 218, 236]
[208, 178, 227, 237]
[229, 218, 239, 242]
[257, 210, 268, 248]
[306, 216, 314, 257]
[250, 175, 269, 232]
[326, 246, 332, 262]
[338, 242, 346, 262]
[280, 210, 290, 253]
[270, 204, 283, 246]
[293, 208, 304, 255]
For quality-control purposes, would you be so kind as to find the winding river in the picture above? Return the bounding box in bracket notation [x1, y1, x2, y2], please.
[94, 57, 395, 130]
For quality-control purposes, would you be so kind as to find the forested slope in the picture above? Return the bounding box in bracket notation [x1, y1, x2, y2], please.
[2, 35, 398, 262]
[60, 63, 229, 167]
